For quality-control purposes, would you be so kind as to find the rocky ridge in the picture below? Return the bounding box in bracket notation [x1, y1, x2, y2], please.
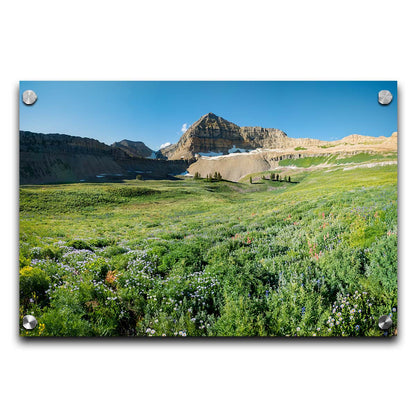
[19, 131, 187, 184]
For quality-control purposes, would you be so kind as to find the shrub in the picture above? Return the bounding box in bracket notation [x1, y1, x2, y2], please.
[90, 237, 116, 248]
[20, 266, 50, 305]
[84, 257, 110, 280]
[69, 240, 93, 251]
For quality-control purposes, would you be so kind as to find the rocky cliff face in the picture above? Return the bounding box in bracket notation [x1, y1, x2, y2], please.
[163, 112, 328, 160]
[20, 131, 188, 184]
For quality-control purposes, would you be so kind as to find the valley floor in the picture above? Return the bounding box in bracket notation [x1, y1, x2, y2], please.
[19, 160, 397, 337]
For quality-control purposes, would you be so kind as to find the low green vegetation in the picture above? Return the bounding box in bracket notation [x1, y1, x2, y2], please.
[335, 152, 396, 164]
[20, 163, 397, 337]
[294, 146, 307, 151]
[278, 152, 397, 168]
[279, 155, 337, 168]
[320, 144, 337, 149]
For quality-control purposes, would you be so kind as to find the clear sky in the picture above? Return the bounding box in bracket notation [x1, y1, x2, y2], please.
[19, 81, 397, 150]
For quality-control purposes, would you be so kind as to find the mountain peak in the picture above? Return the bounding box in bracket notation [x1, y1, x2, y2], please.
[112, 139, 154, 158]
[202, 112, 218, 119]
[162, 113, 291, 160]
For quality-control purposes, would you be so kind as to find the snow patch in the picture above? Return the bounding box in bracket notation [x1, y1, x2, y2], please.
[228, 145, 248, 153]
[199, 151, 224, 158]
[159, 142, 171, 149]
[203, 148, 268, 160]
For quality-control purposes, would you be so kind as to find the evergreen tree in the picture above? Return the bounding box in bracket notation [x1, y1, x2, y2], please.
[276, 174, 279, 181]
[288, 176, 291, 182]
[249, 176, 253, 184]
[136, 174, 143, 181]
[270, 173, 275, 181]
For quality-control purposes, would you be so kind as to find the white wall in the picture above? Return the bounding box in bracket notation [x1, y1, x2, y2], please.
[1, 2, 414, 415]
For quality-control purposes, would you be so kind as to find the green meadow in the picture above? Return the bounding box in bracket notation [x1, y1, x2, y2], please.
[19, 156, 397, 337]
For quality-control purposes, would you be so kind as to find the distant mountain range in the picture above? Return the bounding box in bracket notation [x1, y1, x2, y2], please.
[19, 113, 397, 184]
[111, 139, 164, 159]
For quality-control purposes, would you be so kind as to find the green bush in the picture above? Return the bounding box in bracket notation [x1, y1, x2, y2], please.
[69, 240, 93, 251]
[20, 266, 50, 305]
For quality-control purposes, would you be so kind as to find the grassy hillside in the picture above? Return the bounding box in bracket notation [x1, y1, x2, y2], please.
[278, 152, 396, 168]
[19, 163, 397, 337]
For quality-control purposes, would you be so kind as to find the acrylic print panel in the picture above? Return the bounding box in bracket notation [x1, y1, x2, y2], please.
[19, 81, 398, 337]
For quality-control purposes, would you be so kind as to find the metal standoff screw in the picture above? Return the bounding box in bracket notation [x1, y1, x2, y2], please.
[378, 315, 392, 330]
[378, 90, 393, 105]
[22, 90, 37, 105]
[22, 315, 38, 330]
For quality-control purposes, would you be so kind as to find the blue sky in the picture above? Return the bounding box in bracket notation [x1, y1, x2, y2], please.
[19, 81, 397, 150]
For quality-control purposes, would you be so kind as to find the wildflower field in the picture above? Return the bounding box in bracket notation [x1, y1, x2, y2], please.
[19, 157, 397, 337]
